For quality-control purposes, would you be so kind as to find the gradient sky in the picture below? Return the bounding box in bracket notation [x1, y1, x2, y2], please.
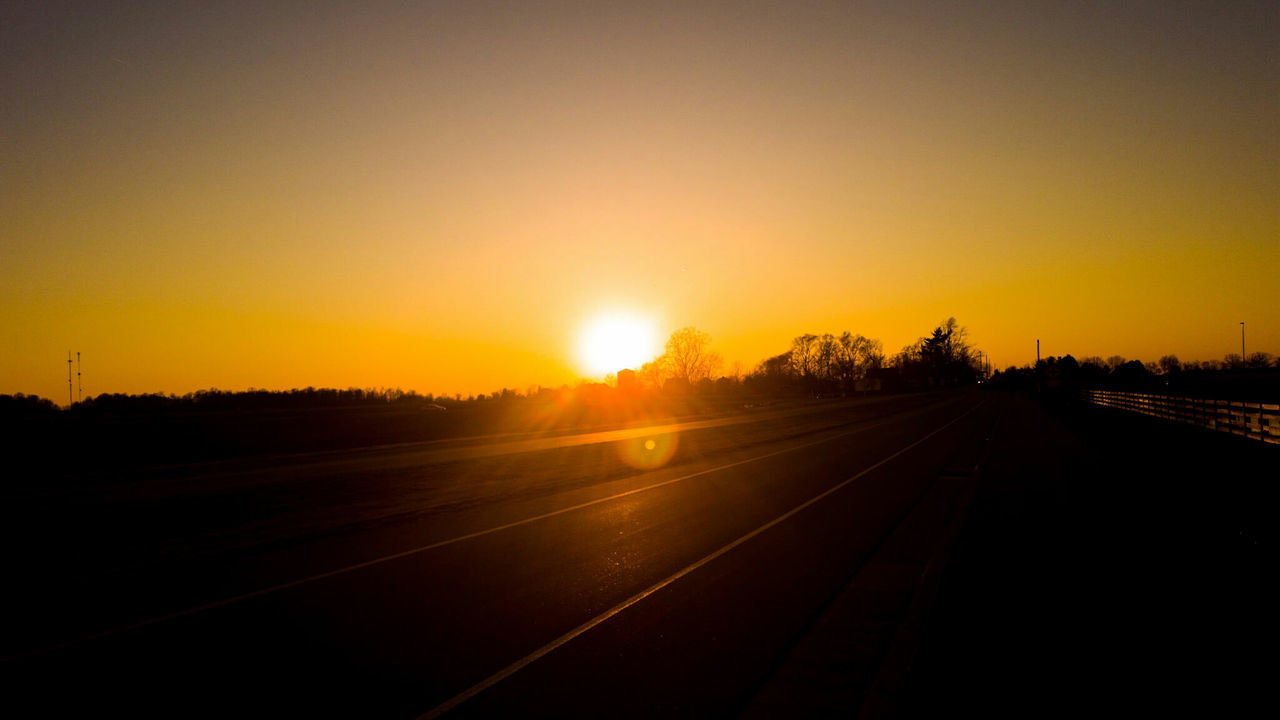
[3, 1, 1277, 402]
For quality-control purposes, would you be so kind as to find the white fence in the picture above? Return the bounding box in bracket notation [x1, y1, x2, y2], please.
[1085, 390, 1280, 445]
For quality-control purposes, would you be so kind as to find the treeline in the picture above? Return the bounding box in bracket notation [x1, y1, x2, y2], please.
[746, 317, 980, 394]
[0, 387, 452, 420]
[990, 351, 1280, 401]
[746, 331, 885, 395]
[3, 317, 987, 419]
[74, 387, 446, 414]
[0, 318, 989, 476]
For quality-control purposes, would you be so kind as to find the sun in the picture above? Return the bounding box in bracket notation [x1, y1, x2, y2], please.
[577, 312, 659, 377]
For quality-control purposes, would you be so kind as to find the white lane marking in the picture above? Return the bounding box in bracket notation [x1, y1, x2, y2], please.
[3, 398, 964, 663]
[418, 401, 984, 719]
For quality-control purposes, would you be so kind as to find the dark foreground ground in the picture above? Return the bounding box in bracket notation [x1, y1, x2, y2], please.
[902, 392, 1273, 718]
[1, 390, 1271, 718]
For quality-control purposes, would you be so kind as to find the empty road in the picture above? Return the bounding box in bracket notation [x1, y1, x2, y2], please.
[5, 390, 999, 717]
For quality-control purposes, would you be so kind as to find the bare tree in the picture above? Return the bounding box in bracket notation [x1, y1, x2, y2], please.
[1247, 352, 1274, 369]
[664, 327, 722, 385]
[1158, 355, 1181, 375]
[754, 352, 792, 379]
[833, 332, 881, 390]
[815, 334, 839, 381]
[894, 318, 979, 387]
[790, 334, 819, 378]
[637, 355, 671, 389]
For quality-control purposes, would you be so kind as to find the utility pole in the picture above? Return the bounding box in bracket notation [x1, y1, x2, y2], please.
[77, 351, 82, 402]
[67, 351, 73, 407]
[1036, 339, 1040, 364]
[1240, 322, 1246, 366]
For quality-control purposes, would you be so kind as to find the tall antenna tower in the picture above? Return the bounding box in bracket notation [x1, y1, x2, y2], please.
[77, 351, 82, 402]
[67, 351, 73, 407]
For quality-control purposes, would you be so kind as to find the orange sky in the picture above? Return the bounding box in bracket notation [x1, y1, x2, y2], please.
[3, 1, 1277, 403]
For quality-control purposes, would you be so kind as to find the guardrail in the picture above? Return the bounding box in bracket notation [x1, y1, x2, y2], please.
[1085, 390, 1280, 445]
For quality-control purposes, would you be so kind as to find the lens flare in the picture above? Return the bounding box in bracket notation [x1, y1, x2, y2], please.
[617, 433, 679, 470]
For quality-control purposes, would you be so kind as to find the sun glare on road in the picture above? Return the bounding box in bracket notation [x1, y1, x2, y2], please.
[577, 312, 658, 377]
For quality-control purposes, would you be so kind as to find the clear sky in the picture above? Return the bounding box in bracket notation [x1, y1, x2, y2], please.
[3, 1, 1277, 402]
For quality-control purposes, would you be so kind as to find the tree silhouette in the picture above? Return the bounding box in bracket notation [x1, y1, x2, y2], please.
[637, 356, 670, 389]
[893, 318, 979, 388]
[1246, 352, 1274, 369]
[1158, 355, 1181, 375]
[663, 327, 722, 385]
[790, 334, 819, 378]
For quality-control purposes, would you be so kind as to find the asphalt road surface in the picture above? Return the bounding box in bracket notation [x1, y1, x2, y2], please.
[6, 391, 1009, 717]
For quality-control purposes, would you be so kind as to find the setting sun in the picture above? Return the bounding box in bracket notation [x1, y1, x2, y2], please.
[577, 313, 659, 378]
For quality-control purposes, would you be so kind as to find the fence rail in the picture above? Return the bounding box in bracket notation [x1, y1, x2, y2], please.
[1085, 390, 1280, 445]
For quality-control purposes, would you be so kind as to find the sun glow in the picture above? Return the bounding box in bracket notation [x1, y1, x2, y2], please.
[577, 312, 659, 377]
